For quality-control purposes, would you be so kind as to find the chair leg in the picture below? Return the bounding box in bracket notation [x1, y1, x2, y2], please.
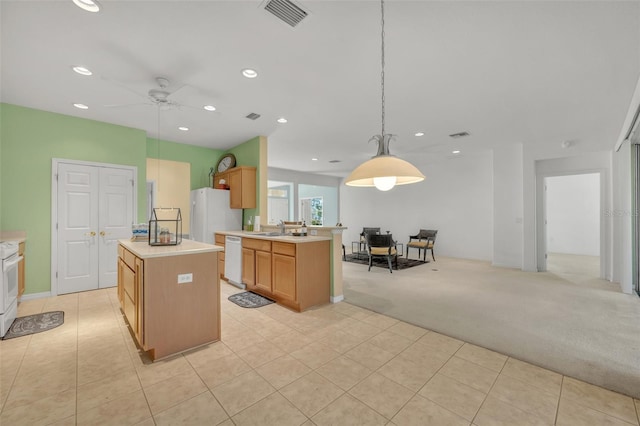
[342, 244, 346, 261]
[431, 248, 435, 262]
[423, 249, 426, 262]
[387, 256, 393, 273]
[368, 255, 373, 271]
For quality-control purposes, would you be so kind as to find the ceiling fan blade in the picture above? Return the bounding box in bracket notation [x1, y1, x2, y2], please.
[99, 75, 148, 100]
[104, 102, 153, 108]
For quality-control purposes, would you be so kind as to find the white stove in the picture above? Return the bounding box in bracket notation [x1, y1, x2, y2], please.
[1, 241, 21, 337]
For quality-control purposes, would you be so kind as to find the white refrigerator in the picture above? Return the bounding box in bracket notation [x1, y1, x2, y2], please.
[190, 188, 242, 244]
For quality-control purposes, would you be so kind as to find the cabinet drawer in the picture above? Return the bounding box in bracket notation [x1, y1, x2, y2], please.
[243, 238, 271, 252]
[120, 247, 137, 270]
[215, 234, 226, 245]
[273, 241, 296, 256]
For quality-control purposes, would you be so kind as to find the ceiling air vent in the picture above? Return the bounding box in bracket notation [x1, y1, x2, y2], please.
[246, 113, 261, 120]
[262, 0, 309, 28]
[328, 160, 341, 163]
[449, 131, 470, 139]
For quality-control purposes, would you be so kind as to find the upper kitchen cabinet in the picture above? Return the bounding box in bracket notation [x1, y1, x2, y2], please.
[214, 166, 256, 209]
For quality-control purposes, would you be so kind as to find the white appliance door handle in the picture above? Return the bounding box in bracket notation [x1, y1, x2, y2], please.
[4, 255, 23, 272]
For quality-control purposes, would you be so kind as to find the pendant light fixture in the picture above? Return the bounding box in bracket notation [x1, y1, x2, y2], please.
[345, 0, 425, 191]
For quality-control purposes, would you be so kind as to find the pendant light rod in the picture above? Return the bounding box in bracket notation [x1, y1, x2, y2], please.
[380, 0, 386, 138]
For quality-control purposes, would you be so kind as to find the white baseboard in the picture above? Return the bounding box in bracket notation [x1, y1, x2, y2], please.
[19, 291, 52, 301]
[330, 295, 344, 303]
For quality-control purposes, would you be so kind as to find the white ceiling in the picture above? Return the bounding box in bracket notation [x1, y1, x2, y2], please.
[2, 1, 639, 178]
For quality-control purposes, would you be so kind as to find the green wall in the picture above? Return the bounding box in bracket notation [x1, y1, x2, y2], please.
[0, 103, 225, 296]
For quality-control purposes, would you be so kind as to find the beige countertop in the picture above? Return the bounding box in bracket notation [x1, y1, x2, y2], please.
[216, 230, 331, 243]
[0, 230, 26, 243]
[119, 238, 222, 259]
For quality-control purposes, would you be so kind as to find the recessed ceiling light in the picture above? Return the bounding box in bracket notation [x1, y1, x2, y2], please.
[415, 132, 425, 137]
[72, 66, 92, 76]
[277, 117, 288, 123]
[178, 126, 189, 131]
[452, 150, 461, 154]
[312, 158, 318, 161]
[73, 0, 101, 13]
[73, 103, 88, 109]
[203, 105, 216, 111]
[242, 68, 258, 78]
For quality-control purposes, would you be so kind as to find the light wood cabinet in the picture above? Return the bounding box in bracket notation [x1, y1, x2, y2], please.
[242, 247, 255, 288]
[213, 166, 256, 209]
[242, 237, 272, 292]
[117, 242, 220, 361]
[255, 250, 272, 293]
[272, 253, 296, 302]
[215, 233, 226, 280]
[17, 241, 25, 300]
[118, 245, 144, 344]
[239, 237, 330, 311]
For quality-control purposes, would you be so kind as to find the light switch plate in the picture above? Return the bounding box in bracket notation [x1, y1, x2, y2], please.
[178, 273, 193, 284]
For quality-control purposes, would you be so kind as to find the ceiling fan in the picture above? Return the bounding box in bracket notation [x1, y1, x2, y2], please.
[104, 76, 199, 111]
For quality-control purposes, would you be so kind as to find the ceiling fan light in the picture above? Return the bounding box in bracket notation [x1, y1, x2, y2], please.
[73, 103, 89, 109]
[203, 105, 216, 111]
[345, 155, 425, 190]
[73, 0, 101, 13]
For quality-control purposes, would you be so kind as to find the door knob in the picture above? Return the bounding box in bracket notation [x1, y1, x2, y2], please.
[85, 231, 96, 237]
[100, 231, 105, 236]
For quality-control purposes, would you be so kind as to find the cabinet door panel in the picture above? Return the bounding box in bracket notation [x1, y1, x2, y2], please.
[228, 169, 242, 209]
[242, 248, 256, 288]
[255, 250, 272, 293]
[272, 254, 296, 302]
[134, 257, 144, 342]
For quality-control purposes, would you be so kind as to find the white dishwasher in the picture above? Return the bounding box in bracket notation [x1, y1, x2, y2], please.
[224, 236, 245, 289]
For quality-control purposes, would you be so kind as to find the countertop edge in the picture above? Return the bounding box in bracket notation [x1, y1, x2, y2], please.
[119, 238, 223, 259]
[215, 231, 331, 243]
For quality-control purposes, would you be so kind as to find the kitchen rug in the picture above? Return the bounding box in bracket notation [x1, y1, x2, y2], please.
[344, 254, 428, 270]
[228, 292, 275, 308]
[2, 311, 64, 340]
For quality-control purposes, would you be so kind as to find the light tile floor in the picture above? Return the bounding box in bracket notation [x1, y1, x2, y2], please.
[1, 282, 639, 425]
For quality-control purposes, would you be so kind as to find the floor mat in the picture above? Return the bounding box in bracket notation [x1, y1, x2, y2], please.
[2, 311, 64, 340]
[228, 291, 275, 308]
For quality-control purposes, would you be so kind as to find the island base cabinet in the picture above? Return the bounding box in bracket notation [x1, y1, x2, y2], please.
[241, 238, 330, 312]
[118, 244, 220, 361]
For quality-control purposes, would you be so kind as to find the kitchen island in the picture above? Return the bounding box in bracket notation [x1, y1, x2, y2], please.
[215, 231, 331, 312]
[117, 239, 222, 361]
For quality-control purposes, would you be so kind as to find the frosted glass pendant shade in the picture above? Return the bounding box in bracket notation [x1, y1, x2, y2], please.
[345, 155, 425, 191]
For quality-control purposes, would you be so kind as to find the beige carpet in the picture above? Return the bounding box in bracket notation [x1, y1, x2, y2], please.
[342, 256, 640, 399]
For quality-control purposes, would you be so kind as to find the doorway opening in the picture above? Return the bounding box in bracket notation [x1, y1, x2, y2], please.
[544, 173, 601, 280]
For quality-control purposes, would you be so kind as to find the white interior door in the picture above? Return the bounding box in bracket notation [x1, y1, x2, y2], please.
[99, 168, 134, 287]
[55, 161, 135, 295]
[57, 163, 100, 294]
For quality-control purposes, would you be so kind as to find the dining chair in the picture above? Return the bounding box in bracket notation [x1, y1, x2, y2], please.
[406, 229, 437, 261]
[366, 233, 398, 273]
